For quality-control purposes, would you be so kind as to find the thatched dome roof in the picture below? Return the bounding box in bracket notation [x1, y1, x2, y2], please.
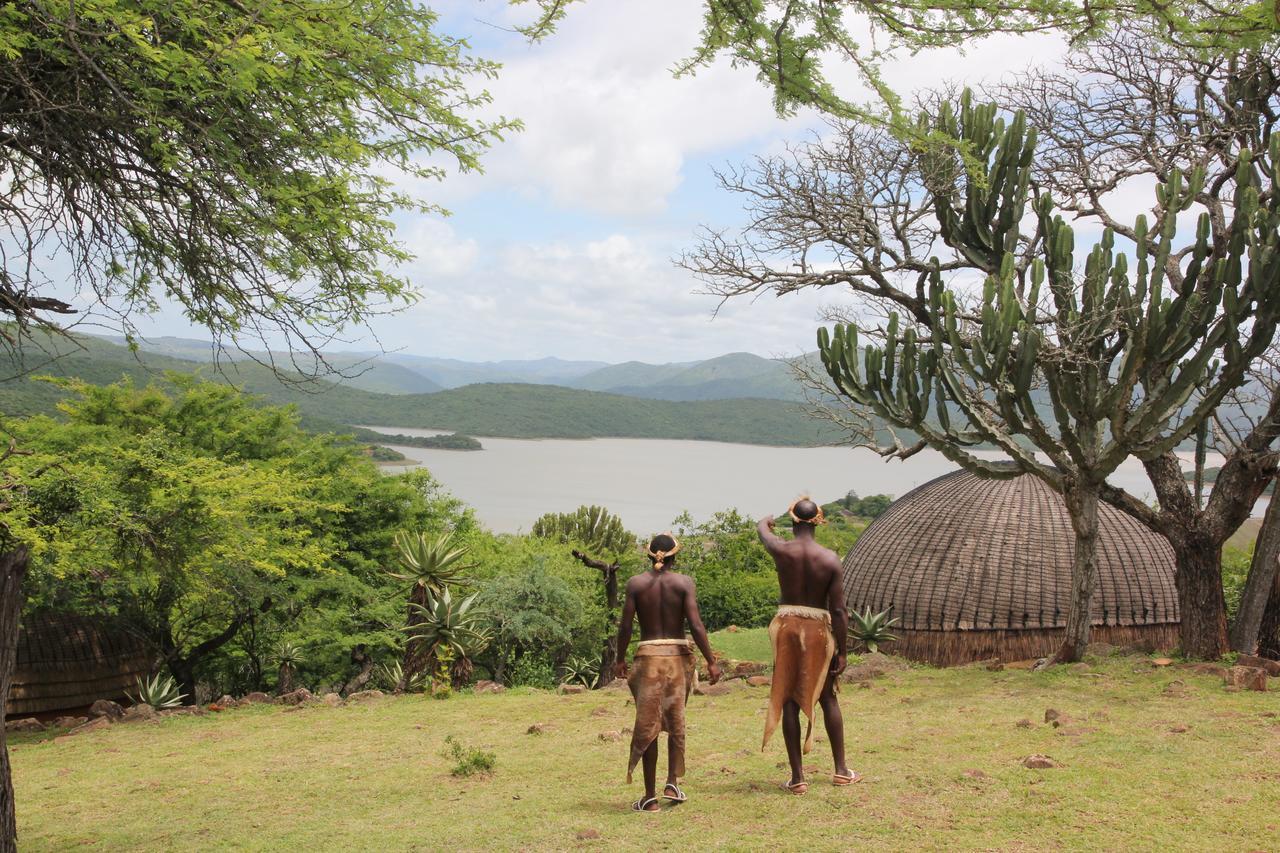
[10, 612, 153, 715]
[843, 469, 1179, 634]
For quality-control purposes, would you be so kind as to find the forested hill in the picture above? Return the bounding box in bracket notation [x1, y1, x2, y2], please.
[0, 335, 840, 447]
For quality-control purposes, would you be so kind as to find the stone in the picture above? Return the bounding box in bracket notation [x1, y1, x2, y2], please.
[985, 659, 1005, 672]
[558, 683, 587, 695]
[694, 682, 734, 697]
[598, 730, 622, 742]
[1169, 724, 1190, 733]
[161, 706, 205, 716]
[1015, 718, 1034, 729]
[1022, 754, 1059, 769]
[1184, 663, 1228, 679]
[278, 688, 314, 706]
[1043, 708, 1062, 724]
[1151, 657, 1174, 667]
[842, 664, 886, 682]
[322, 692, 343, 707]
[216, 695, 239, 708]
[123, 704, 157, 723]
[89, 699, 125, 720]
[599, 678, 628, 692]
[526, 723, 549, 735]
[5, 717, 45, 733]
[726, 625, 740, 633]
[68, 717, 112, 735]
[473, 680, 505, 695]
[576, 829, 601, 840]
[242, 692, 271, 704]
[346, 690, 385, 703]
[746, 675, 771, 687]
[732, 661, 768, 676]
[53, 716, 87, 729]
[1236, 655, 1280, 677]
[1162, 680, 1187, 696]
[1226, 666, 1268, 692]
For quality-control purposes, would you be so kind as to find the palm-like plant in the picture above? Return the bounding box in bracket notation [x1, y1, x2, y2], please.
[272, 641, 305, 694]
[128, 672, 187, 709]
[378, 660, 425, 693]
[851, 607, 900, 654]
[560, 655, 598, 688]
[385, 528, 473, 691]
[403, 587, 492, 689]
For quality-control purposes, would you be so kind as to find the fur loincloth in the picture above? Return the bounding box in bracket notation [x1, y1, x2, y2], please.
[762, 606, 836, 754]
[626, 640, 695, 782]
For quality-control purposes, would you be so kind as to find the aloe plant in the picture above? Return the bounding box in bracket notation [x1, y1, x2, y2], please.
[560, 654, 598, 688]
[128, 672, 187, 709]
[851, 607, 900, 654]
[386, 528, 473, 690]
[272, 641, 305, 694]
[378, 660, 425, 693]
[404, 587, 492, 689]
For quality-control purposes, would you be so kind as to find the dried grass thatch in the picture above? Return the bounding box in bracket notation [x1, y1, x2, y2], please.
[10, 612, 154, 715]
[843, 469, 1180, 666]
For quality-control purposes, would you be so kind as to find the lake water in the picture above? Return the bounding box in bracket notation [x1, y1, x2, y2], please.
[362, 426, 1246, 535]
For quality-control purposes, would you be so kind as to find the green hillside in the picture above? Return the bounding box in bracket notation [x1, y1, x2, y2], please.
[571, 352, 808, 400]
[0, 335, 838, 446]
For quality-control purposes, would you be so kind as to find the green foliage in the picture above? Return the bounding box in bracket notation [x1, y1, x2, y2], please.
[0, 0, 524, 350]
[364, 432, 483, 451]
[508, 657, 558, 690]
[559, 655, 599, 688]
[378, 660, 425, 694]
[387, 529, 472, 602]
[1222, 546, 1254, 622]
[271, 642, 306, 669]
[531, 505, 634, 558]
[403, 588, 492, 674]
[829, 492, 892, 519]
[671, 510, 778, 631]
[442, 736, 496, 778]
[851, 607, 900, 654]
[129, 673, 186, 709]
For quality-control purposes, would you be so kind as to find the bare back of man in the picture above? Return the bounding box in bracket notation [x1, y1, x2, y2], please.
[614, 535, 721, 812]
[757, 500, 859, 792]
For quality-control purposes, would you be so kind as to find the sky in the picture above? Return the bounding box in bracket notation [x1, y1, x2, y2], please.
[62, 1, 1075, 365]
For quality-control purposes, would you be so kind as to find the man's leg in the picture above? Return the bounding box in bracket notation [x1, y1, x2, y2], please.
[640, 740, 660, 810]
[781, 699, 804, 785]
[818, 674, 854, 779]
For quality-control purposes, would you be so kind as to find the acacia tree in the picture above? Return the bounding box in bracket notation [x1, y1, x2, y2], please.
[531, 505, 635, 686]
[685, 91, 1280, 662]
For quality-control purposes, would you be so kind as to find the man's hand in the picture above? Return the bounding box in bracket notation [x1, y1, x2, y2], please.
[614, 660, 628, 681]
[829, 653, 847, 679]
[706, 661, 723, 685]
[763, 515, 776, 531]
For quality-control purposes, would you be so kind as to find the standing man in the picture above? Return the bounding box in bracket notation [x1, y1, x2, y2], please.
[614, 533, 723, 812]
[758, 497, 860, 793]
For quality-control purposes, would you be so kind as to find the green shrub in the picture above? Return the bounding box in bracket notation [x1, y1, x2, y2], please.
[509, 656, 557, 689]
[1222, 546, 1253, 622]
[443, 735, 496, 777]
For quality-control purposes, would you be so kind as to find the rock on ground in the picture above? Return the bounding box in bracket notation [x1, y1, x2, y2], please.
[89, 699, 125, 720]
[322, 693, 343, 707]
[1236, 655, 1280, 677]
[5, 717, 45, 733]
[1225, 666, 1268, 692]
[123, 704, 157, 723]
[241, 692, 271, 704]
[346, 690, 385, 703]
[472, 680, 505, 695]
[277, 688, 314, 706]
[68, 717, 112, 736]
[1022, 754, 1059, 769]
[558, 683, 586, 695]
[694, 682, 735, 697]
[745, 675, 771, 687]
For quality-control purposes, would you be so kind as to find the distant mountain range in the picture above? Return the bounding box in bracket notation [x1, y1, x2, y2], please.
[93, 334, 809, 401]
[0, 334, 836, 447]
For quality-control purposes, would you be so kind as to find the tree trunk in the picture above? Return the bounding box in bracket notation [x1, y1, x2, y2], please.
[1173, 536, 1229, 659]
[340, 645, 374, 696]
[0, 547, 29, 853]
[1230, 490, 1280, 653]
[277, 664, 294, 695]
[1259, 565, 1280, 660]
[1054, 480, 1100, 664]
[398, 585, 429, 693]
[168, 658, 198, 706]
[596, 565, 619, 688]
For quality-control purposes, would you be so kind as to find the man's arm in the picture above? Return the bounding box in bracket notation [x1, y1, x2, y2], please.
[682, 577, 722, 684]
[826, 556, 849, 678]
[614, 580, 637, 680]
[757, 515, 786, 554]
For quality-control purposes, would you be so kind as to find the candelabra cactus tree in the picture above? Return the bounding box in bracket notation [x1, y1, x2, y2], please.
[815, 94, 1280, 662]
[532, 505, 635, 685]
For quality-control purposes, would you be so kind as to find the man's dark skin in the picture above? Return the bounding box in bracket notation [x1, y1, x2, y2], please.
[758, 501, 853, 787]
[614, 556, 722, 811]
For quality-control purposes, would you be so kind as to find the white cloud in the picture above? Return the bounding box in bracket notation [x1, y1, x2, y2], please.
[400, 218, 479, 279]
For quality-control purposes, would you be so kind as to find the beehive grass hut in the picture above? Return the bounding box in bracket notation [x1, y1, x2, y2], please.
[9, 612, 153, 716]
[842, 469, 1180, 666]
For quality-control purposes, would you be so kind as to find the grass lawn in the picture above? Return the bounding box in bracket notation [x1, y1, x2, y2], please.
[11, 656, 1280, 851]
[709, 627, 772, 663]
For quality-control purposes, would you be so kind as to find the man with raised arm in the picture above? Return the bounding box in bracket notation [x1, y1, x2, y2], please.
[758, 497, 860, 793]
[614, 533, 722, 812]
